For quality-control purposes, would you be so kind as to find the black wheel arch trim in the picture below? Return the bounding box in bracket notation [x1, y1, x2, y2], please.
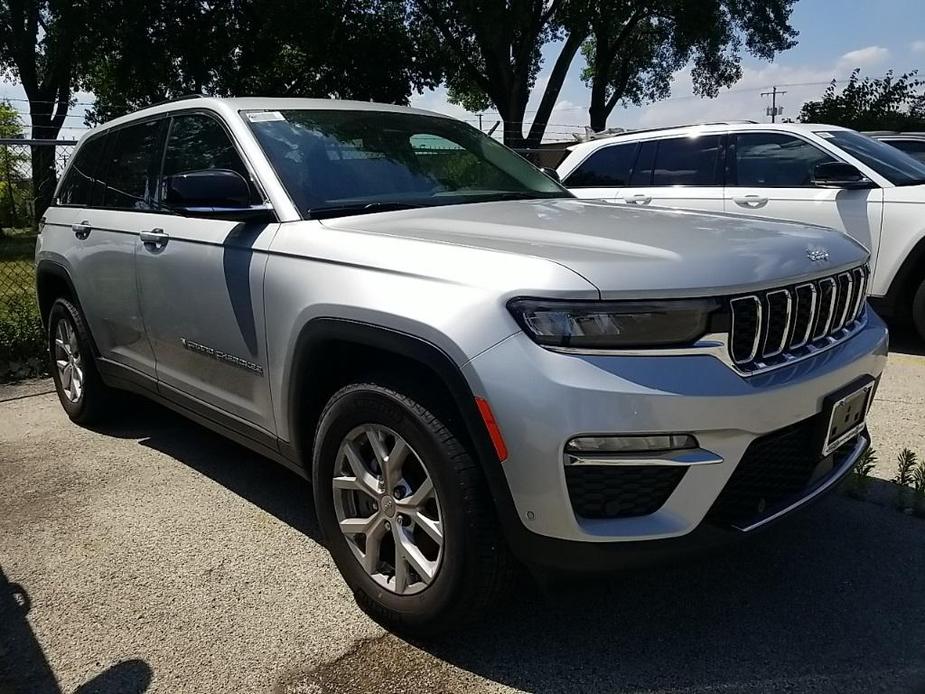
[35, 259, 103, 356]
[286, 317, 527, 548]
[880, 232, 925, 316]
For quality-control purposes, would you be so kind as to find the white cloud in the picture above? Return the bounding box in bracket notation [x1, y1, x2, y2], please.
[838, 46, 890, 69]
[911, 40, 925, 54]
[629, 63, 838, 129]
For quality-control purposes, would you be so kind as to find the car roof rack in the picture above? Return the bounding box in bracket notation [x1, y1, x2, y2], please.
[150, 94, 208, 108]
[578, 120, 759, 142]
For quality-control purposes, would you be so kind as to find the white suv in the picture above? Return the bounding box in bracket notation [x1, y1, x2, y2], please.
[557, 122, 925, 339]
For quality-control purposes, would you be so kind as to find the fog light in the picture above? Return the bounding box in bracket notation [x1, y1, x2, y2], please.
[566, 434, 697, 454]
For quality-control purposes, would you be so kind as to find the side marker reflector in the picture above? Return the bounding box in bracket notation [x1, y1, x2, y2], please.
[475, 397, 508, 462]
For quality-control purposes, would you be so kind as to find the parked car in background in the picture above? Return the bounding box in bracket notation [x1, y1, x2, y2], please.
[37, 98, 887, 636]
[867, 131, 925, 164]
[558, 122, 925, 340]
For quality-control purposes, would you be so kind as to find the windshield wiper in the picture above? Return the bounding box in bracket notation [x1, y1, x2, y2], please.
[305, 201, 426, 220]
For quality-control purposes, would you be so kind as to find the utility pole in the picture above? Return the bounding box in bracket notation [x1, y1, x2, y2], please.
[761, 86, 786, 122]
[477, 113, 483, 132]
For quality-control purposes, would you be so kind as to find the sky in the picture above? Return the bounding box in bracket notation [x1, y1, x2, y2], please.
[410, 0, 925, 141]
[2, 0, 924, 141]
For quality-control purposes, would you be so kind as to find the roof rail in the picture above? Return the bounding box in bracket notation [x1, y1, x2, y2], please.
[576, 120, 760, 142]
[149, 94, 208, 108]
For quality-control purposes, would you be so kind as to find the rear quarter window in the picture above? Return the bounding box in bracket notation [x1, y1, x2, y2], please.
[564, 143, 638, 187]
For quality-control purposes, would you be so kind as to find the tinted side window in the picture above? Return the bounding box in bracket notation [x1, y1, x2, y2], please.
[99, 120, 164, 209]
[629, 141, 656, 185]
[162, 114, 260, 202]
[888, 139, 925, 163]
[651, 135, 722, 186]
[564, 143, 637, 187]
[733, 133, 835, 187]
[58, 135, 108, 206]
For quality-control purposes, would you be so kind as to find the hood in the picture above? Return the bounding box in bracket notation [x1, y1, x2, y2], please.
[320, 198, 869, 298]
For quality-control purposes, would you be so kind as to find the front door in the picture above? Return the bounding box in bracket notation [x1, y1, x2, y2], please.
[724, 131, 884, 259]
[135, 112, 279, 435]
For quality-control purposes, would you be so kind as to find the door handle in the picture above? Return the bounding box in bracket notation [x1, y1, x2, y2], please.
[72, 221, 91, 239]
[140, 228, 169, 248]
[732, 194, 768, 207]
[623, 193, 651, 204]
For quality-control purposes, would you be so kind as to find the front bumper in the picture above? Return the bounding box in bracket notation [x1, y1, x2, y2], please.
[464, 308, 888, 564]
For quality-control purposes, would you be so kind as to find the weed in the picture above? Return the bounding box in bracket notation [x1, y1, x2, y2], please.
[893, 448, 918, 512]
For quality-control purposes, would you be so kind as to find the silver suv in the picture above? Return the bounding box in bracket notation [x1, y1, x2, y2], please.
[37, 97, 888, 635]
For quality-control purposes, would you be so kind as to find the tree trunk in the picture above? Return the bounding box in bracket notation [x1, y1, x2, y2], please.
[589, 78, 610, 132]
[28, 104, 66, 224]
[30, 145, 57, 224]
[524, 30, 586, 147]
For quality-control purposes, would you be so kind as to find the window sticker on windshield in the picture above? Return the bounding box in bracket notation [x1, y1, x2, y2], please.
[816, 131, 834, 138]
[247, 111, 286, 122]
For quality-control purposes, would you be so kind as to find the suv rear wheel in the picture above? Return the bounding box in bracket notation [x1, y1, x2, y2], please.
[912, 275, 925, 341]
[312, 383, 514, 636]
[47, 298, 111, 424]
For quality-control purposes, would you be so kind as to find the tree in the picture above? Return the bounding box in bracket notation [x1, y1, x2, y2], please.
[413, 0, 798, 147]
[582, 0, 799, 132]
[411, 0, 583, 148]
[0, 101, 28, 234]
[798, 69, 925, 131]
[0, 0, 97, 220]
[84, 0, 442, 124]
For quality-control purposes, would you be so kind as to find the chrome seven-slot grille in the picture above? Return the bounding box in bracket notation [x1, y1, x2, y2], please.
[728, 265, 869, 372]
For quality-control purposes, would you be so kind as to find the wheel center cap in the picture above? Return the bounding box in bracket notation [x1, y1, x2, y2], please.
[381, 495, 396, 518]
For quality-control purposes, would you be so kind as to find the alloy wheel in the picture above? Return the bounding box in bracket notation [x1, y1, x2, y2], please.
[332, 424, 444, 595]
[54, 317, 83, 403]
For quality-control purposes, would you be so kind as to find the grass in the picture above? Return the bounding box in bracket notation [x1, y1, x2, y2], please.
[0, 227, 44, 381]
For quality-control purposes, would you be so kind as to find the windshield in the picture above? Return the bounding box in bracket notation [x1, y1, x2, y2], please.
[243, 109, 569, 218]
[817, 130, 925, 186]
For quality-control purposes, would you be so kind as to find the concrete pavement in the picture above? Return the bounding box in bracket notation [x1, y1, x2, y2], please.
[1, 346, 924, 693]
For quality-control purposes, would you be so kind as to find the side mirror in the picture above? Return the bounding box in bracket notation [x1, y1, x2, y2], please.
[812, 162, 873, 189]
[541, 166, 561, 182]
[163, 169, 273, 220]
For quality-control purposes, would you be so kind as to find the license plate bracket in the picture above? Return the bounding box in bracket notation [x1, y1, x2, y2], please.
[819, 377, 876, 457]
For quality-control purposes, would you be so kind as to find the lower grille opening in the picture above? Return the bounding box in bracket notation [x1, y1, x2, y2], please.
[565, 465, 686, 519]
[706, 417, 859, 528]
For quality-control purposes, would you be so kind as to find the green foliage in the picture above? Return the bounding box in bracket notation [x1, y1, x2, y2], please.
[0, 293, 46, 382]
[0, 102, 30, 233]
[415, 0, 798, 145]
[84, 0, 441, 125]
[913, 456, 925, 517]
[893, 448, 918, 511]
[580, 0, 799, 131]
[798, 69, 925, 131]
[845, 446, 877, 499]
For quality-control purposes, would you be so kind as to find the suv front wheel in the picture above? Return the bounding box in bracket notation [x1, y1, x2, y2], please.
[312, 383, 514, 636]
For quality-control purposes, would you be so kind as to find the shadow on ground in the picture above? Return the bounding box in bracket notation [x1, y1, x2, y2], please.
[886, 320, 925, 357]
[32, 398, 925, 693]
[90, 395, 320, 541]
[0, 568, 153, 694]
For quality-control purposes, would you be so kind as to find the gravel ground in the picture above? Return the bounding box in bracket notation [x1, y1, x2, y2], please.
[1, 341, 924, 693]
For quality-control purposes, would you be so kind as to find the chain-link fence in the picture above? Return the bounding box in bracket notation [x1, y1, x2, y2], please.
[0, 139, 76, 380]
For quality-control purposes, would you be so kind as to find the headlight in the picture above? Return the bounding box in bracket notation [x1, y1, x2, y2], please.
[507, 297, 722, 349]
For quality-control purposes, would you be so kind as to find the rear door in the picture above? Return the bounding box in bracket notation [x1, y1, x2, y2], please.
[46, 121, 163, 380]
[724, 131, 883, 257]
[561, 141, 638, 201]
[616, 134, 725, 212]
[135, 111, 280, 435]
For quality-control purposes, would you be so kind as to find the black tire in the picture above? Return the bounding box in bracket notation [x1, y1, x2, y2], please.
[47, 297, 111, 425]
[312, 383, 514, 636]
[913, 275, 925, 342]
